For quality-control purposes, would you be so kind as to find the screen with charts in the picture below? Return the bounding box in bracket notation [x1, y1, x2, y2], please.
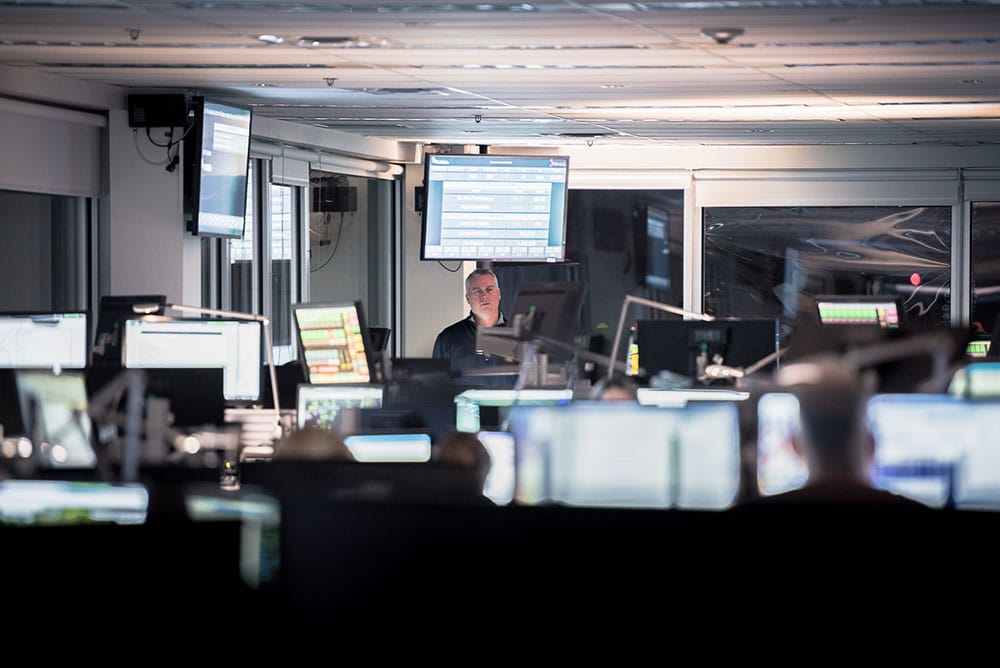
[814, 295, 903, 328]
[122, 318, 262, 401]
[508, 401, 741, 510]
[0, 312, 88, 370]
[296, 383, 384, 430]
[1, 369, 99, 469]
[293, 302, 375, 385]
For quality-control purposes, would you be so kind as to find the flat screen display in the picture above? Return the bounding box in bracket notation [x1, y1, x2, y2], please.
[508, 401, 740, 509]
[756, 391, 1000, 509]
[184, 97, 252, 238]
[2, 369, 99, 469]
[122, 318, 262, 401]
[814, 295, 903, 328]
[420, 154, 569, 262]
[293, 301, 376, 385]
[296, 383, 384, 430]
[0, 312, 88, 370]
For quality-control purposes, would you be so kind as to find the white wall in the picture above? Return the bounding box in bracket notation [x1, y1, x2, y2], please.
[106, 109, 202, 305]
[400, 162, 471, 357]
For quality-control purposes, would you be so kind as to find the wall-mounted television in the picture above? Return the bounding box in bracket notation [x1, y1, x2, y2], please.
[420, 153, 569, 263]
[183, 96, 253, 238]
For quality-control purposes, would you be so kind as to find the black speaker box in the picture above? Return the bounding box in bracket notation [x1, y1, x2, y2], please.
[127, 94, 189, 128]
[312, 184, 358, 213]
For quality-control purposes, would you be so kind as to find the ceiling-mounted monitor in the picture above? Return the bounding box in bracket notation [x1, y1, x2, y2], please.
[183, 96, 253, 238]
[420, 153, 569, 263]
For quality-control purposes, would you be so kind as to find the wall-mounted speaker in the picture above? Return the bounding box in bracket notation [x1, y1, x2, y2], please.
[127, 94, 189, 128]
[312, 183, 358, 212]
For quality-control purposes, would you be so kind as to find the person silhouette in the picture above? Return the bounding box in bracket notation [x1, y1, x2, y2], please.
[739, 357, 928, 509]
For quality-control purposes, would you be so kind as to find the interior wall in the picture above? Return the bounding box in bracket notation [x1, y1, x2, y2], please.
[106, 109, 202, 305]
[400, 162, 469, 358]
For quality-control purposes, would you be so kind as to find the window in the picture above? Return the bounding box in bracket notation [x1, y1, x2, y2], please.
[703, 205, 952, 337]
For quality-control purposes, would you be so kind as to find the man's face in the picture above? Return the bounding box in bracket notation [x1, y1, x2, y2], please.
[466, 273, 501, 325]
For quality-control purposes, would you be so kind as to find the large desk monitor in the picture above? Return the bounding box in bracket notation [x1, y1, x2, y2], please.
[635, 318, 779, 382]
[0, 369, 98, 469]
[508, 281, 585, 359]
[292, 301, 377, 385]
[453, 387, 573, 432]
[91, 294, 166, 366]
[756, 391, 1000, 509]
[508, 401, 741, 509]
[0, 312, 88, 370]
[296, 383, 384, 431]
[122, 317, 262, 402]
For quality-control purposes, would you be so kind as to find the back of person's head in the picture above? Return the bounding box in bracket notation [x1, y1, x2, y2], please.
[589, 375, 639, 401]
[273, 426, 355, 461]
[776, 358, 874, 481]
[436, 430, 492, 484]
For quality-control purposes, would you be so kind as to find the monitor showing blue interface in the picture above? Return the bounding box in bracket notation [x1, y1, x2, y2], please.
[508, 401, 741, 509]
[0, 312, 88, 370]
[122, 318, 262, 401]
[420, 154, 569, 262]
[343, 432, 432, 463]
[756, 391, 1000, 509]
[295, 383, 384, 430]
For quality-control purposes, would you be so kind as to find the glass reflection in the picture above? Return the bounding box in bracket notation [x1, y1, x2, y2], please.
[703, 206, 952, 338]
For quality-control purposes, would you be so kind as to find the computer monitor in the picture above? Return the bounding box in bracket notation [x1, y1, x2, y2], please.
[121, 317, 262, 402]
[342, 433, 432, 463]
[0, 369, 99, 469]
[634, 318, 779, 381]
[292, 301, 376, 385]
[476, 430, 516, 505]
[0, 312, 88, 370]
[508, 281, 586, 360]
[508, 401, 741, 509]
[756, 391, 1000, 509]
[0, 480, 149, 525]
[92, 295, 166, 366]
[296, 383, 385, 430]
[813, 294, 904, 328]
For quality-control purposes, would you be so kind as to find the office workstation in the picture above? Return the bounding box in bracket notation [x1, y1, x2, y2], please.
[3, 0, 1000, 643]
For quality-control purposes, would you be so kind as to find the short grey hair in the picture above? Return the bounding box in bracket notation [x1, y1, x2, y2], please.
[464, 268, 499, 295]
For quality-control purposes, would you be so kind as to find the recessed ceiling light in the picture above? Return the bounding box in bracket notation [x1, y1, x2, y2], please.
[257, 35, 284, 44]
[701, 27, 745, 45]
[600, 83, 625, 89]
[961, 79, 985, 85]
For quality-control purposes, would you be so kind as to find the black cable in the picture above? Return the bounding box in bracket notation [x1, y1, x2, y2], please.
[310, 214, 346, 273]
[145, 126, 174, 148]
[438, 260, 463, 272]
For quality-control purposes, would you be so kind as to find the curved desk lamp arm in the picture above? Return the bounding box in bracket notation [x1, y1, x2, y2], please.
[608, 294, 715, 381]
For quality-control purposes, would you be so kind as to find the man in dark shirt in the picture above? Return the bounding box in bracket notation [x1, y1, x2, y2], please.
[432, 268, 510, 384]
[739, 357, 928, 510]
